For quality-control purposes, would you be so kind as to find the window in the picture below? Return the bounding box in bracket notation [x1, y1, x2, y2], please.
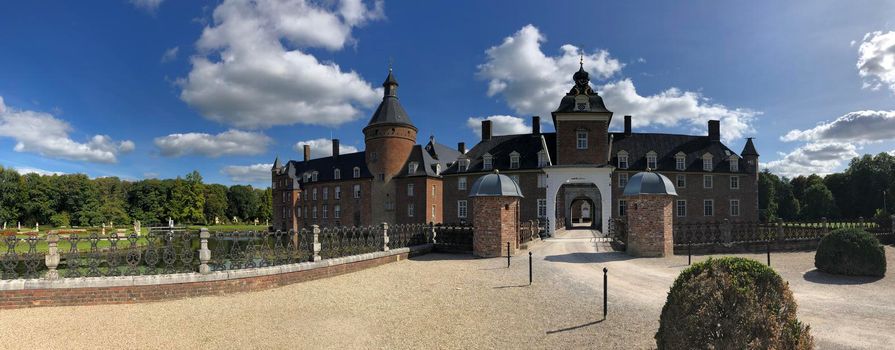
[323, 187, 328, 200]
[537, 174, 547, 188]
[353, 184, 361, 199]
[482, 154, 493, 170]
[312, 206, 318, 219]
[703, 155, 713, 171]
[676, 200, 687, 217]
[311, 172, 318, 182]
[730, 176, 739, 189]
[730, 199, 740, 216]
[408, 162, 418, 174]
[432, 205, 436, 220]
[618, 200, 627, 216]
[432, 185, 436, 198]
[703, 199, 714, 216]
[457, 200, 468, 218]
[676, 153, 686, 171]
[730, 158, 739, 172]
[407, 183, 414, 196]
[458, 177, 467, 190]
[537, 151, 549, 168]
[703, 175, 713, 189]
[378, 174, 385, 181]
[458, 158, 469, 172]
[408, 203, 415, 217]
[617, 151, 629, 169]
[282, 207, 286, 219]
[676, 174, 686, 188]
[646, 151, 657, 170]
[509, 152, 520, 169]
[334, 186, 341, 200]
[510, 175, 520, 185]
[297, 206, 302, 218]
[322, 205, 328, 219]
[576, 130, 588, 149]
[618, 173, 629, 188]
[371, 152, 378, 162]
[304, 207, 308, 219]
[537, 199, 547, 218]
[334, 205, 341, 219]
[312, 188, 318, 200]
[385, 199, 394, 211]
[282, 192, 287, 204]
[435, 164, 441, 174]
[353, 167, 360, 178]
[334, 168, 341, 180]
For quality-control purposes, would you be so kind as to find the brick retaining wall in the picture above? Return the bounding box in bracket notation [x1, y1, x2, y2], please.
[0, 245, 431, 309]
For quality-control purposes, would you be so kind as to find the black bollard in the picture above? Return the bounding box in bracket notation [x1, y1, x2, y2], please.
[529, 251, 533, 285]
[507, 241, 511, 268]
[602, 267, 608, 320]
[687, 238, 692, 266]
[766, 239, 771, 266]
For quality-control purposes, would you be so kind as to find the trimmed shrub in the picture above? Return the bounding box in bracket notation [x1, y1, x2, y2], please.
[656, 257, 813, 349]
[815, 228, 886, 277]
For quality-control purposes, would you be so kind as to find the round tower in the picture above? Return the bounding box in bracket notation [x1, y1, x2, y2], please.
[363, 69, 417, 224]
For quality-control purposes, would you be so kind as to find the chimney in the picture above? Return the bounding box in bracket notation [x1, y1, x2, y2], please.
[481, 120, 492, 141]
[303, 144, 311, 162]
[332, 139, 340, 159]
[708, 120, 720, 142]
[532, 116, 541, 135]
[624, 115, 632, 135]
[457, 142, 466, 154]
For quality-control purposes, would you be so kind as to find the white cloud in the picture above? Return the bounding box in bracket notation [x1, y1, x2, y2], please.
[781, 110, 895, 143]
[763, 142, 859, 178]
[477, 24, 623, 118]
[292, 138, 359, 159]
[466, 115, 531, 138]
[160, 46, 179, 63]
[857, 31, 895, 93]
[179, 0, 384, 129]
[154, 129, 271, 157]
[14, 167, 66, 176]
[222, 163, 273, 183]
[600, 79, 758, 142]
[0, 96, 134, 163]
[130, 0, 164, 13]
[477, 25, 758, 142]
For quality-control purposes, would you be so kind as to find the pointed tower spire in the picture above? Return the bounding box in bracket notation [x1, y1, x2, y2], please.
[383, 67, 398, 97]
[367, 67, 414, 127]
[742, 137, 759, 157]
[272, 156, 282, 171]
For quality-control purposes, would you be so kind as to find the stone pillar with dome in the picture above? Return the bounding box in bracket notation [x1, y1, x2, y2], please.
[469, 170, 524, 258]
[622, 170, 678, 257]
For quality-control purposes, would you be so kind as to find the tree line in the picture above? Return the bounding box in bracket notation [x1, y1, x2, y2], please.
[759, 152, 895, 224]
[0, 167, 271, 228]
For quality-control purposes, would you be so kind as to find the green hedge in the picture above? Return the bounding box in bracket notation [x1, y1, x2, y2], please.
[815, 228, 886, 277]
[656, 257, 813, 349]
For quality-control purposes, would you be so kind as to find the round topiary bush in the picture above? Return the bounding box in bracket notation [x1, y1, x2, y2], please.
[656, 257, 813, 349]
[815, 228, 886, 277]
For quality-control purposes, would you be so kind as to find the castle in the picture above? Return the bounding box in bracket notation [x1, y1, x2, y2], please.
[271, 64, 759, 235]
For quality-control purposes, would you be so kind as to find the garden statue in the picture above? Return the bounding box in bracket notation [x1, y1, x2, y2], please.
[18, 222, 21, 230]
[2, 222, 5, 230]
[102, 223, 106, 235]
[215, 216, 220, 225]
[168, 218, 174, 227]
[35, 223, 39, 232]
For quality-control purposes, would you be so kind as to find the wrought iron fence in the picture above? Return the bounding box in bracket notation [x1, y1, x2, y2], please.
[209, 230, 313, 271]
[318, 226, 381, 260]
[0, 234, 43, 279]
[673, 219, 893, 247]
[62, 229, 198, 278]
[434, 224, 473, 252]
[607, 217, 627, 244]
[388, 223, 429, 249]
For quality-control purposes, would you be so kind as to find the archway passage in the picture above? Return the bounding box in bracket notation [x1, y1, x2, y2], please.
[570, 197, 595, 228]
[558, 183, 602, 230]
[544, 167, 613, 237]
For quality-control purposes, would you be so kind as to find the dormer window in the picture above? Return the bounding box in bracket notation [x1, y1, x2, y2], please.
[334, 168, 341, 180]
[646, 151, 657, 170]
[311, 172, 318, 182]
[702, 153, 714, 172]
[675, 152, 686, 171]
[353, 167, 360, 178]
[509, 152, 520, 169]
[617, 151, 629, 169]
[458, 158, 469, 172]
[576, 130, 588, 149]
[435, 164, 441, 174]
[729, 155, 739, 172]
[537, 150, 549, 168]
[408, 162, 418, 174]
[482, 153, 493, 170]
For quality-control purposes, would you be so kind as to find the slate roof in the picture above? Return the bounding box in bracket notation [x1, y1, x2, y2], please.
[553, 93, 612, 114]
[443, 132, 750, 174]
[622, 171, 678, 196]
[741, 137, 759, 157]
[397, 138, 463, 178]
[468, 171, 524, 197]
[285, 151, 372, 186]
[366, 71, 414, 128]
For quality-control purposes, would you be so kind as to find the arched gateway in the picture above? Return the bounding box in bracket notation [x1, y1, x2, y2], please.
[544, 59, 615, 236]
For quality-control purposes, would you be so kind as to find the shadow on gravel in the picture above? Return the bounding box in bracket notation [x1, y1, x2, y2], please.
[802, 269, 883, 285]
[544, 252, 633, 264]
[409, 253, 477, 262]
[546, 319, 604, 334]
[493, 284, 529, 289]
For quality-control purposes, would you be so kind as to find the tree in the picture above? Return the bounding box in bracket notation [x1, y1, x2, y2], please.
[758, 170, 779, 222]
[0, 167, 23, 227]
[777, 185, 800, 221]
[227, 185, 259, 222]
[204, 184, 229, 224]
[127, 179, 170, 225]
[802, 183, 836, 220]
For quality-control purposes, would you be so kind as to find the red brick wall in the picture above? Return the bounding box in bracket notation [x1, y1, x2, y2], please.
[555, 120, 609, 165]
[626, 195, 674, 257]
[296, 179, 373, 228]
[0, 249, 425, 309]
[472, 196, 520, 258]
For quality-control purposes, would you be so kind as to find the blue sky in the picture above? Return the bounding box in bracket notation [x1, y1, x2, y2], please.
[1, 0, 895, 187]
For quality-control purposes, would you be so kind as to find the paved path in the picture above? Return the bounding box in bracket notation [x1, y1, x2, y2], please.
[0, 229, 892, 349]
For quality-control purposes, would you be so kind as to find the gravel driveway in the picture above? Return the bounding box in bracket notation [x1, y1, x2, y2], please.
[0, 229, 891, 349]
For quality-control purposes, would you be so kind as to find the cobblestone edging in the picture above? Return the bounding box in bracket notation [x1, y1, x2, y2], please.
[0, 244, 433, 309]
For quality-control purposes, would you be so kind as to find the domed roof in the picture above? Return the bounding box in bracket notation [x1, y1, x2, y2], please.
[573, 65, 589, 82]
[622, 171, 678, 196]
[468, 170, 524, 198]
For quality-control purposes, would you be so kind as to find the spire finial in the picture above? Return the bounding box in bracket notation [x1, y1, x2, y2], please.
[579, 54, 584, 69]
[388, 57, 393, 72]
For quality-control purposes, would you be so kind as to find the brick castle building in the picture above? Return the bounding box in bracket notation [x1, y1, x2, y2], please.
[272, 64, 759, 234]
